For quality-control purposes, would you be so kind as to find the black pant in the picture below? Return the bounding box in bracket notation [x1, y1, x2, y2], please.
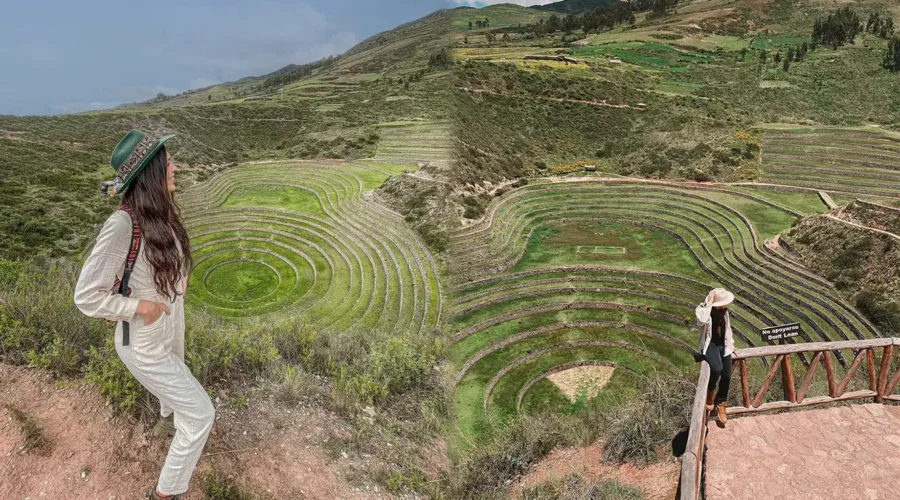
[705, 344, 732, 405]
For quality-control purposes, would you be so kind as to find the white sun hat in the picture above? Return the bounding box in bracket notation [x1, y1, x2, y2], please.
[708, 288, 735, 307]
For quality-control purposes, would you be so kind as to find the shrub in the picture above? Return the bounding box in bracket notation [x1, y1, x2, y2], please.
[305, 326, 446, 411]
[450, 410, 573, 499]
[0, 259, 106, 375]
[85, 337, 149, 414]
[602, 374, 693, 465]
[856, 290, 900, 335]
[199, 467, 254, 500]
[184, 311, 280, 386]
[274, 364, 321, 405]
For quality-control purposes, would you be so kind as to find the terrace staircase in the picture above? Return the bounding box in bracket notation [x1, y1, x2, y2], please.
[679, 339, 900, 500]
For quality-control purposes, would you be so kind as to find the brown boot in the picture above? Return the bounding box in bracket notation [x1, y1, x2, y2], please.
[716, 402, 728, 425]
[152, 414, 176, 438]
[705, 390, 716, 411]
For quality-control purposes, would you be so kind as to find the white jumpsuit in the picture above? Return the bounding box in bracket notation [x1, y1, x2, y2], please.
[74, 209, 214, 495]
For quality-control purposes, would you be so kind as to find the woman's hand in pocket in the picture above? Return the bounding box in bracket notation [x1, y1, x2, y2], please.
[136, 300, 171, 326]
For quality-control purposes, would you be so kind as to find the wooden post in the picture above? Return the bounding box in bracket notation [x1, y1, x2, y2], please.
[753, 355, 784, 408]
[835, 349, 866, 396]
[823, 351, 837, 398]
[797, 352, 822, 403]
[740, 359, 751, 408]
[877, 345, 894, 403]
[783, 353, 796, 403]
[866, 348, 877, 393]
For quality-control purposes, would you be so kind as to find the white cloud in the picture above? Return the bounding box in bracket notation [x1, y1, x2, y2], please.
[105, 85, 182, 102]
[144, 2, 352, 78]
[449, 0, 556, 6]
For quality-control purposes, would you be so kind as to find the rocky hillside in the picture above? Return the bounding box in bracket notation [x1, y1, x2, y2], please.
[782, 212, 900, 335]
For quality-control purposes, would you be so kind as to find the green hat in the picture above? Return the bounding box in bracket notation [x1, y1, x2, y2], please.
[108, 129, 176, 195]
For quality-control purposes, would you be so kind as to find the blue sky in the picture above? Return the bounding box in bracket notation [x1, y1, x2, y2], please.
[0, 0, 553, 116]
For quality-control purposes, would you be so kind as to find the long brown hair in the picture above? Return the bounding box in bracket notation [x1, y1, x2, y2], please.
[122, 146, 192, 301]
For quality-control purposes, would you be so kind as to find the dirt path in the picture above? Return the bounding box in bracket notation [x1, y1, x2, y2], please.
[512, 442, 679, 499]
[0, 364, 388, 499]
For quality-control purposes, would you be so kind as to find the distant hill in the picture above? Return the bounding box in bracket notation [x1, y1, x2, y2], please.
[532, 0, 617, 15]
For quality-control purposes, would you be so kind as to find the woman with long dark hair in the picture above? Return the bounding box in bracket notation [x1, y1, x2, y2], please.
[75, 130, 213, 499]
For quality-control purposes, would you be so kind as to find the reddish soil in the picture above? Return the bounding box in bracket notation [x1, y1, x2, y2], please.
[0, 364, 389, 499]
[707, 404, 900, 499]
[512, 442, 679, 499]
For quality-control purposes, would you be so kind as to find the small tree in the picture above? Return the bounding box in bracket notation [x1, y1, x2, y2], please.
[773, 51, 782, 63]
[759, 49, 768, 63]
[884, 36, 900, 72]
[783, 55, 791, 72]
[463, 36, 469, 44]
[740, 47, 748, 60]
[468, 21, 473, 29]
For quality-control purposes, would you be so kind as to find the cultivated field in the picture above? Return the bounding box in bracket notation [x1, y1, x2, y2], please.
[368, 121, 453, 166]
[447, 179, 882, 441]
[177, 161, 443, 334]
[760, 127, 900, 199]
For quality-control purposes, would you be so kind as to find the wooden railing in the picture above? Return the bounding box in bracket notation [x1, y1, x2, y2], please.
[679, 338, 900, 500]
[679, 362, 710, 500]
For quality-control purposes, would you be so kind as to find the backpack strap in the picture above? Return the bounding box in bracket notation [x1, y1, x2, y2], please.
[119, 204, 142, 346]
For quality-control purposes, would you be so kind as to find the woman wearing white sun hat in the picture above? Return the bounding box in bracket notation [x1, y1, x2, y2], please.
[693, 288, 735, 425]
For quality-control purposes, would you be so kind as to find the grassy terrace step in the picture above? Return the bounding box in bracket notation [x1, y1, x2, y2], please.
[179, 162, 442, 335]
[450, 208, 868, 345]
[454, 184, 876, 332]
[761, 171, 900, 191]
[761, 164, 900, 183]
[373, 122, 452, 164]
[450, 197, 844, 314]
[446, 181, 884, 441]
[763, 153, 900, 172]
[760, 129, 900, 197]
[763, 146, 900, 164]
[455, 320, 691, 437]
[449, 277, 762, 345]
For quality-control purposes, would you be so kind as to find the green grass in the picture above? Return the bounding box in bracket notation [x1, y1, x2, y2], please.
[730, 187, 829, 214]
[697, 190, 800, 239]
[447, 181, 881, 444]
[204, 261, 281, 302]
[223, 186, 326, 216]
[513, 220, 704, 280]
[180, 162, 442, 331]
[450, 4, 552, 32]
[751, 35, 810, 50]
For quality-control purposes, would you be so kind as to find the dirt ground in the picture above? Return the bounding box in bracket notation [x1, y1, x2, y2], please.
[546, 366, 615, 403]
[0, 364, 388, 499]
[512, 442, 679, 500]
